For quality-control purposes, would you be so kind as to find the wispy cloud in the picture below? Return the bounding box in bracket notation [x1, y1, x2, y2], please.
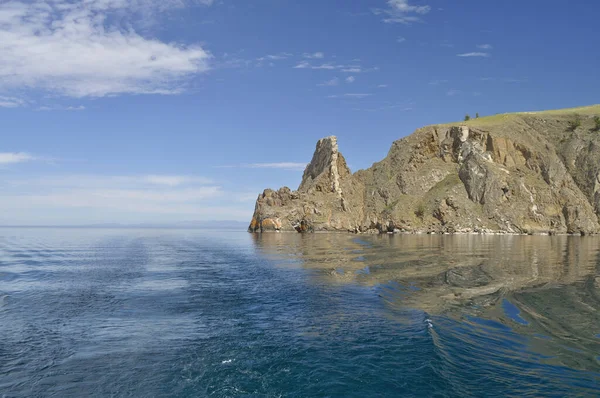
[373, 0, 431, 24]
[457, 52, 490, 58]
[504, 78, 528, 83]
[294, 61, 337, 70]
[377, 84, 388, 88]
[37, 105, 86, 112]
[341, 66, 379, 73]
[0, 96, 26, 108]
[318, 77, 340, 86]
[397, 37, 407, 43]
[294, 62, 377, 73]
[256, 53, 293, 61]
[246, 163, 307, 171]
[479, 77, 528, 83]
[303, 52, 325, 59]
[0, 187, 224, 215]
[428, 79, 448, 85]
[0, 0, 211, 98]
[346, 76, 356, 83]
[328, 93, 372, 99]
[446, 89, 461, 96]
[142, 175, 213, 186]
[0, 152, 36, 164]
[7, 174, 213, 188]
[477, 44, 493, 49]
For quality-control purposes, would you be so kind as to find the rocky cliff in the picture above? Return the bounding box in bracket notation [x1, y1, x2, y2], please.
[249, 105, 600, 235]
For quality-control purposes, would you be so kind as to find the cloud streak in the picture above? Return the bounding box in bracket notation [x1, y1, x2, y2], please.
[0, 152, 36, 164]
[457, 52, 490, 58]
[328, 93, 372, 99]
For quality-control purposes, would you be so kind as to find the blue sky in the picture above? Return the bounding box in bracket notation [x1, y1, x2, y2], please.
[1, 0, 599, 225]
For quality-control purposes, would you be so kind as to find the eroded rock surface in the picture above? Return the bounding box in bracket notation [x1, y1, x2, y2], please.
[249, 107, 600, 234]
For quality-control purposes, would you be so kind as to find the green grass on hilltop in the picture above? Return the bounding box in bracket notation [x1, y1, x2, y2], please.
[436, 104, 600, 128]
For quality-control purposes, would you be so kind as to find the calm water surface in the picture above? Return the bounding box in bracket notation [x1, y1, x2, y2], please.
[0, 228, 599, 397]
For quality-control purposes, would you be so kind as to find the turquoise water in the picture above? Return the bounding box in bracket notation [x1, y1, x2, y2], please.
[0, 228, 599, 397]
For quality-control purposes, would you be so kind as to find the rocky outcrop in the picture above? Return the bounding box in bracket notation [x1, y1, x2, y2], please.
[249, 106, 600, 234]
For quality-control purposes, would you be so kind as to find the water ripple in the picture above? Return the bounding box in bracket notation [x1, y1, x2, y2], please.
[0, 229, 599, 397]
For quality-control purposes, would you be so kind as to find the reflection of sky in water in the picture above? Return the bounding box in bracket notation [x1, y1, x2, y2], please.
[502, 299, 529, 325]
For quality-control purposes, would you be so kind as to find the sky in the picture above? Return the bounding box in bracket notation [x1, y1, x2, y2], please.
[1, 0, 599, 225]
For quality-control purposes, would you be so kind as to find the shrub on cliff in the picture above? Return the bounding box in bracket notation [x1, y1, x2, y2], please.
[567, 117, 581, 132]
[415, 203, 425, 219]
[592, 116, 600, 132]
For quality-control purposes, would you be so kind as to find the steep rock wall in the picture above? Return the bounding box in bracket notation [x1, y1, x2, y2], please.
[249, 107, 600, 235]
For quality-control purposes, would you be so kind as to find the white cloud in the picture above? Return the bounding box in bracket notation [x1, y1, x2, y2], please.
[374, 0, 431, 24]
[397, 37, 406, 43]
[303, 52, 325, 59]
[446, 89, 460, 96]
[0, 0, 211, 98]
[477, 44, 493, 49]
[328, 93, 372, 99]
[457, 52, 490, 58]
[0, 152, 36, 164]
[377, 84, 388, 88]
[346, 76, 356, 83]
[0, 96, 26, 108]
[318, 77, 340, 87]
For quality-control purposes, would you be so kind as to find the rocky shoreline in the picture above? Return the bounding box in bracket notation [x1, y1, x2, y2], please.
[249, 106, 600, 235]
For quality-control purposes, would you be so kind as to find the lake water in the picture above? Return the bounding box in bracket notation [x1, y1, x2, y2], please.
[0, 228, 599, 397]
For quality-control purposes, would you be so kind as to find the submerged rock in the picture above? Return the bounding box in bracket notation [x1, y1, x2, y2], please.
[249, 106, 600, 234]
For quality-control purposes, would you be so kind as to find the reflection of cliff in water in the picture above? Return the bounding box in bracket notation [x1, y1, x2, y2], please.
[251, 234, 599, 308]
[252, 234, 600, 372]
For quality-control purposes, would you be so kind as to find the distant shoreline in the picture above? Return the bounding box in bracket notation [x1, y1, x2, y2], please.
[0, 225, 248, 230]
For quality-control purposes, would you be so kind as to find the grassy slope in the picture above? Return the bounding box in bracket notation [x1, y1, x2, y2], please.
[435, 104, 600, 128]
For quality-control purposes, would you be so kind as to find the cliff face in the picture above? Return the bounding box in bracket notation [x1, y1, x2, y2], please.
[249, 105, 600, 234]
